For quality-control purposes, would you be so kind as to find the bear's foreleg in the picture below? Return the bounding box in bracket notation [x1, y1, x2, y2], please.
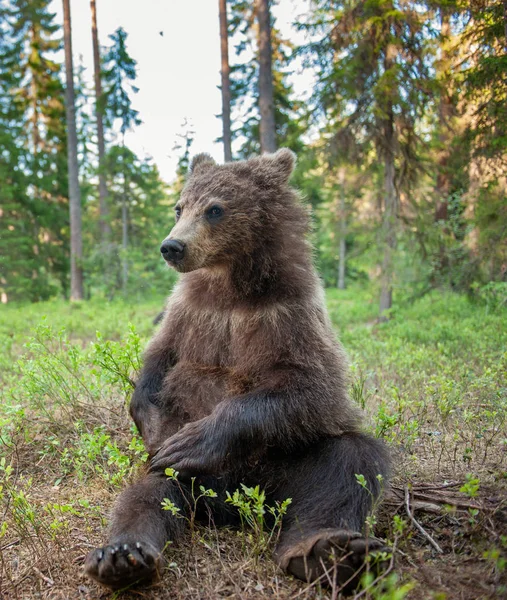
[149, 378, 338, 476]
[129, 346, 177, 456]
[84, 473, 187, 589]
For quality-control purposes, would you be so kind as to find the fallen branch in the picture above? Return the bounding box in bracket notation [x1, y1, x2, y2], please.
[409, 482, 461, 491]
[410, 491, 483, 512]
[32, 566, 54, 586]
[0, 539, 20, 551]
[405, 486, 443, 554]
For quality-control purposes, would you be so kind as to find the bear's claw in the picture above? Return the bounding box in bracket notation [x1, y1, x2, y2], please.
[84, 541, 160, 589]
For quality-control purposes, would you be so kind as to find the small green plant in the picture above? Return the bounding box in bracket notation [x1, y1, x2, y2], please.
[161, 468, 218, 542]
[460, 474, 480, 498]
[226, 484, 291, 558]
[92, 324, 142, 395]
[356, 473, 385, 533]
[374, 403, 399, 440]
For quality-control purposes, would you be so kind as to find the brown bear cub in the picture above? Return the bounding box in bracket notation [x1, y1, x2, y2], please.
[85, 149, 391, 593]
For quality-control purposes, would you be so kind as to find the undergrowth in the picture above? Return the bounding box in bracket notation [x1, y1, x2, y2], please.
[0, 287, 505, 599]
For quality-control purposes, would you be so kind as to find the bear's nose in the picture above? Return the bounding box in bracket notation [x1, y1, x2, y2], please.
[160, 239, 185, 262]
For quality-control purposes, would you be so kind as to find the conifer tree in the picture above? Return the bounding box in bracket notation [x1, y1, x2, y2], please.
[0, 0, 68, 301]
[63, 0, 84, 300]
[256, 0, 276, 152]
[90, 0, 111, 242]
[228, 0, 303, 156]
[102, 27, 141, 293]
[299, 0, 433, 317]
[218, 0, 233, 161]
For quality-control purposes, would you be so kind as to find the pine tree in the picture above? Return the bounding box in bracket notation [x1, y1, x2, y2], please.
[299, 0, 433, 317]
[90, 0, 111, 242]
[228, 0, 303, 156]
[0, 0, 69, 301]
[102, 27, 141, 293]
[256, 0, 276, 152]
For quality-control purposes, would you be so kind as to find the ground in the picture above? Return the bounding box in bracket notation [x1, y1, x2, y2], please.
[0, 285, 505, 600]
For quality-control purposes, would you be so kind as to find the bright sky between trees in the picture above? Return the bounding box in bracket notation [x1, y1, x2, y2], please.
[51, 0, 310, 183]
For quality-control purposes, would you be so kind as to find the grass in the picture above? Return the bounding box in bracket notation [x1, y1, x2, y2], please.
[0, 285, 506, 599]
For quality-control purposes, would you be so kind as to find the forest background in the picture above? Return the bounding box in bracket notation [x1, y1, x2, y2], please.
[1, 0, 505, 309]
[0, 1, 506, 599]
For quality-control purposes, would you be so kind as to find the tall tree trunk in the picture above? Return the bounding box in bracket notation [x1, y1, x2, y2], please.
[434, 12, 453, 223]
[90, 0, 111, 242]
[218, 0, 232, 162]
[121, 169, 128, 293]
[29, 26, 41, 153]
[379, 107, 397, 319]
[256, 0, 276, 153]
[62, 0, 84, 300]
[337, 166, 346, 290]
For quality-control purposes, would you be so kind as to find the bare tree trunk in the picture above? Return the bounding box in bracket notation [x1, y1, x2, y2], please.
[29, 26, 41, 153]
[62, 0, 84, 300]
[379, 107, 397, 320]
[434, 12, 452, 223]
[503, 0, 507, 50]
[121, 171, 128, 293]
[90, 0, 111, 242]
[218, 0, 232, 162]
[256, 0, 276, 153]
[337, 166, 346, 290]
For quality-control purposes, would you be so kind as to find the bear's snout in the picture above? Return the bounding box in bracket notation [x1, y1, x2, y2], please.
[160, 239, 186, 264]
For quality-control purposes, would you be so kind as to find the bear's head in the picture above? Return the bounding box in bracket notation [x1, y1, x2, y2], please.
[160, 148, 307, 278]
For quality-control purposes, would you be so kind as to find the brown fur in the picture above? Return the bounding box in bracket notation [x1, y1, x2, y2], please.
[84, 149, 391, 593]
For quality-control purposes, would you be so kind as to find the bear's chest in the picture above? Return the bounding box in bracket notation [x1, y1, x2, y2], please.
[168, 306, 261, 369]
[161, 307, 259, 423]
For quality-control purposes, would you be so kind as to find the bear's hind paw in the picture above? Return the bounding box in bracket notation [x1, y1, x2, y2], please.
[286, 530, 391, 595]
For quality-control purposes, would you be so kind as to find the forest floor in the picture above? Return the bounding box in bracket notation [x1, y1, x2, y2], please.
[0, 285, 506, 600]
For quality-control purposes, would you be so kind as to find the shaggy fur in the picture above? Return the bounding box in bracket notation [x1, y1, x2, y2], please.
[84, 149, 391, 593]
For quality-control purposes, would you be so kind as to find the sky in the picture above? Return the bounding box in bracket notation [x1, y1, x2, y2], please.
[50, 0, 311, 183]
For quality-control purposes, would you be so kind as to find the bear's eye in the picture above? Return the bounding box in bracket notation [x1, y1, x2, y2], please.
[174, 206, 182, 220]
[206, 205, 224, 221]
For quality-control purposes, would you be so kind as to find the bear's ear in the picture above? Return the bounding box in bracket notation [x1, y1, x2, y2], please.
[259, 148, 296, 183]
[189, 153, 216, 175]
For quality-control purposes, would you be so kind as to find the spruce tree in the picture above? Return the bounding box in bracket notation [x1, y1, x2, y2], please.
[102, 27, 141, 293]
[0, 0, 68, 301]
[299, 0, 433, 317]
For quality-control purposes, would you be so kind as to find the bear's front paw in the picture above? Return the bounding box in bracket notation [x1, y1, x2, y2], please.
[84, 541, 161, 589]
[149, 418, 226, 477]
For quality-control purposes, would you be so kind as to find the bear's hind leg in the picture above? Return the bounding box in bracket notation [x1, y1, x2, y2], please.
[84, 473, 188, 589]
[272, 433, 391, 594]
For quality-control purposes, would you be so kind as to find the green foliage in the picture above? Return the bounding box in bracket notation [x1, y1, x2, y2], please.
[0, 0, 68, 302]
[102, 27, 141, 138]
[92, 323, 142, 394]
[459, 474, 480, 499]
[463, 1, 507, 161]
[226, 484, 292, 556]
[0, 305, 157, 490]
[0, 286, 505, 596]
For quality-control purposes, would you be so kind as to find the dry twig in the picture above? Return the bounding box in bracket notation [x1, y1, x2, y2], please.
[405, 486, 443, 554]
[32, 566, 54, 586]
